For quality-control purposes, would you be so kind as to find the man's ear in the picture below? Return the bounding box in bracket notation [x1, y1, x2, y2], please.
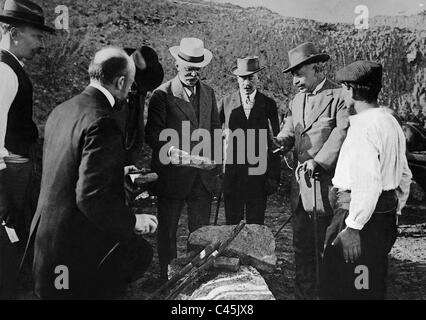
[116, 75, 126, 90]
[9, 26, 20, 42]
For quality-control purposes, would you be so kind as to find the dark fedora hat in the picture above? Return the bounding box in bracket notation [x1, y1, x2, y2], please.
[282, 42, 329, 73]
[0, 0, 55, 33]
[124, 45, 164, 92]
[231, 56, 265, 77]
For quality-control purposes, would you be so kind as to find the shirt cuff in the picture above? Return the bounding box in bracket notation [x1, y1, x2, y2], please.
[344, 216, 364, 230]
[167, 146, 176, 158]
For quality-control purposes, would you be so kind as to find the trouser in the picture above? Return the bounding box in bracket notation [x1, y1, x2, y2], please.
[320, 190, 398, 300]
[36, 235, 153, 300]
[293, 200, 332, 300]
[224, 193, 267, 225]
[0, 157, 32, 299]
[157, 175, 212, 276]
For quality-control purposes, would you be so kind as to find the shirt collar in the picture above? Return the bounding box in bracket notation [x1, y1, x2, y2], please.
[241, 89, 257, 103]
[1, 48, 24, 67]
[349, 107, 382, 125]
[309, 77, 326, 95]
[89, 81, 115, 107]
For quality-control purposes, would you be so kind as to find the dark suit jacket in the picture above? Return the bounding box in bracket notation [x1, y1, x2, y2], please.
[277, 78, 349, 214]
[145, 76, 221, 199]
[30, 86, 135, 298]
[218, 90, 281, 197]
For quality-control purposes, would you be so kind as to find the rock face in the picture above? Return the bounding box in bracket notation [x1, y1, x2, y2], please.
[188, 224, 276, 273]
[178, 266, 275, 300]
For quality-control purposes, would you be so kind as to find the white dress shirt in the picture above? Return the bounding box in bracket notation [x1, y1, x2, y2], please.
[240, 89, 256, 119]
[332, 107, 412, 230]
[89, 81, 115, 107]
[0, 49, 22, 170]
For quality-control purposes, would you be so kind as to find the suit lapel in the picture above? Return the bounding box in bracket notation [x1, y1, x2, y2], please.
[292, 93, 305, 128]
[198, 81, 211, 129]
[171, 76, 198, 127]
[247, 91, 264, 124]
[303, 79, 335, 132]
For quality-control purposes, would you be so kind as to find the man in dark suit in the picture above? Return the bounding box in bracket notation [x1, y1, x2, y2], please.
[145, 37, 221, 279]
[218, 56, 280, 225]
[30, 47, 158, 299]
[274, 42, 349, 299]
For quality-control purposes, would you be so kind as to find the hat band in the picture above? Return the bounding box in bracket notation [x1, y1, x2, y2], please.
[178, 51, 204, 63]
[1, 10, 44, 25]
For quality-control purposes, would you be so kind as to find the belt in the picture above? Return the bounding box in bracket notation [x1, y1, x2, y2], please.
[335, 189, 397, 213]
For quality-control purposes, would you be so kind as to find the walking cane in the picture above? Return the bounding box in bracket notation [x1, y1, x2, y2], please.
[312, 175, 320, 299]
[213, 182, 223, 226]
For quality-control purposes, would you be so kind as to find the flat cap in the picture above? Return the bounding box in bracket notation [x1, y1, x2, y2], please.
[335, 60, 382, 87]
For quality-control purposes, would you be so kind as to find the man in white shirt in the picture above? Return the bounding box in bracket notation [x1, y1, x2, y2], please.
[320, 60, 412, 299]
[0, 0, 55, 299]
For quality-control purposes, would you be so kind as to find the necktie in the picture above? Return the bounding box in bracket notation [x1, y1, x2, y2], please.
[244, 95, 252, 119]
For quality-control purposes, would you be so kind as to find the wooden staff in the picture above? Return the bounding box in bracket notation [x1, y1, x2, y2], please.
[166, 220, 246, 300]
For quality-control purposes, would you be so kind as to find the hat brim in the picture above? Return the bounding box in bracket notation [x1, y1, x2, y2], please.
[169, 46, 212, 68]
[231, 66, 265, 77]
[282, 53, 330, 73]
[0, 15, 55, 33]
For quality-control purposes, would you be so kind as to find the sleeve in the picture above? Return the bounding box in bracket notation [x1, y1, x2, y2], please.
[345, 126, 382, 230]
[210, 90, 222, 174]
[314, 98, 350, 172]
[276, 100, 295, 151]
[267, 99, 281, 182]
[76, 117, 135, 240]
[0, 62, 19, 171]
[396, 154, 412, 215]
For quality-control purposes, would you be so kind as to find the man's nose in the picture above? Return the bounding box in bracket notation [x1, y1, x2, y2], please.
[293, 77, 299, 86]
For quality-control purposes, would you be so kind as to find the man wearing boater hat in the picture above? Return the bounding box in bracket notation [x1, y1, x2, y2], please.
[0, 0, 54, 298]
[273, 42, 350, 299]
[218, 56, 280, 225]
[320, 61, 412, 299]
[145, 37, 221, 279]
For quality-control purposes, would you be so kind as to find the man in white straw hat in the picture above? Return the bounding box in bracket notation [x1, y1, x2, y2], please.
[145, 37, 221, 280]
[218, 56, 281, 225]
[273, 42, 350, 299]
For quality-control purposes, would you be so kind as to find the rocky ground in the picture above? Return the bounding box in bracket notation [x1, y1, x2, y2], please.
[123, 179, 426, 300]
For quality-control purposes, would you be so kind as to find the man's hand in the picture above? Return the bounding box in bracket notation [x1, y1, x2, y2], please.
[134, 214, 158, 235]
[301, 159, 319, 179]
[332, 227, 361, 263]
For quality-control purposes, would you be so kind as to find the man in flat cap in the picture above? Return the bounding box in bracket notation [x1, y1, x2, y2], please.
[0, 0, 54, 299]
[145, 37, 221, 279]
[274, 42, 350, 299]
[218, 56, 280, 225]
[320, 61, 412, 299]
[31, 47, 158, 299]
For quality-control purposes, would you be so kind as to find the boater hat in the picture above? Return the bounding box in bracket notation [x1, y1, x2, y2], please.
[0, 0, 55, 33]
[169, 37, 212, 68]
[282, 42, 329, 73]
[231, 56, 265, 77]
